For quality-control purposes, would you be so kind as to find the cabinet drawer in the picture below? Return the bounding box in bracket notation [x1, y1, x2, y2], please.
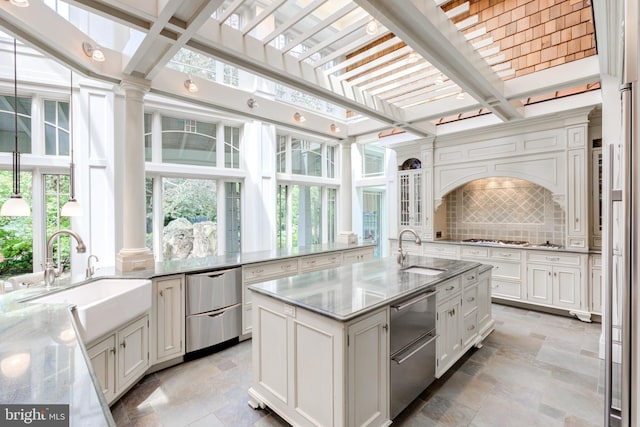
[461, 246, 488, 258]
[463, 268, 479, 285]
[489, 248, 522, 261]
[527, 251, 584, 266]
[463, 284, 478, 315]
[299, 252, 342, 272]
[463, 311, 478, 347]
[423, 244, 460, 259]
[437, 277, 461, 303]
[489, 260, 522, 280]
[491, 279, 522, 299]
[242, 259, 299, 284]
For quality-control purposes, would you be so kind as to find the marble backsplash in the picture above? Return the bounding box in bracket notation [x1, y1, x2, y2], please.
[443, 177, 565, 245]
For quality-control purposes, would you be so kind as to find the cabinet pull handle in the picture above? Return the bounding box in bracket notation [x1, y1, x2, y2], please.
[467, 276, 475, 281]
[159, 290, 163, 297]
[382, 324, 388, 331]
[445, 286, 455, 291]
[468, 325, 475, 331]
[467, 297, 475, 302]
[121, 340, 126, 349]
[546, 256, 560, 261]
[499, 253, 512, 257]
[110, 347, 116, 354]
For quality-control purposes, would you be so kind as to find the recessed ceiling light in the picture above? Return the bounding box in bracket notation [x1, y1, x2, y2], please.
[365, 20, 378, 35]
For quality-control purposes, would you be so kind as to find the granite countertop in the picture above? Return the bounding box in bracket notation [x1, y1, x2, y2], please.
[248, 255, 483, 321]
[0, 242, 373, 426]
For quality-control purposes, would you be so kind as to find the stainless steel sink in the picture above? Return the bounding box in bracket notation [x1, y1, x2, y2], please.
[401, 266, 445, 276]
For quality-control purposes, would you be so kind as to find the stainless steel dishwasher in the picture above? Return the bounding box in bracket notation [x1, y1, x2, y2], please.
[389, 288, 437, 419]
[185, 268, 241, 353]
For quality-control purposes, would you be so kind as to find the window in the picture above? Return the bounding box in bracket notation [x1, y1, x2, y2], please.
[292, 139, 322, 176]
[277, 184, 323, 248]
[144, 113, 152, 161]
[362, 189, 384, 257]
[224, 126, 240, 168]
[0, 171, 33, 279]
[363, 144, 385, 177]
[162, 177, 217, 260]
[161, 116, 217, 166]
[44, 100, 69, 156]
[276, 135, 286, 173]
[326, 145, 336, 178]
[44, 174, 72, 270]
[225, 182, 241, 253]
[0, 95, 32, 153]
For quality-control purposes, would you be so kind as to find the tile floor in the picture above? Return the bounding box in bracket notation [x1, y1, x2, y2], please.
[111, 304, 604, 427]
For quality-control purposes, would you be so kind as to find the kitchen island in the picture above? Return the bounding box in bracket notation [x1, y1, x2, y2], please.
[247, 255, 494, 427]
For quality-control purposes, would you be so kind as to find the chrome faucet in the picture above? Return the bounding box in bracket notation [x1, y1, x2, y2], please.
[44, 229, 86, 288]
[86, 254, 99, 279]
[397, 228, 422, 266]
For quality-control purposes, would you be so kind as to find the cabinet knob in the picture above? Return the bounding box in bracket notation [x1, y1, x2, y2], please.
[548, 272, 552, 276]
[121, 340, 127, 349]
[382, 323, 388, 331]
[159, 289, 164, 297]
[110, 347, 116, 354]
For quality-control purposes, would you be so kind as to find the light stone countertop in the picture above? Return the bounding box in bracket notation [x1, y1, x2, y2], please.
[248, 255, 484, 321]
[0, 242, 373, 426]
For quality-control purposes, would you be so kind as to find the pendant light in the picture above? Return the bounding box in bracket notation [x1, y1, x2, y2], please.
[1, 39, 30, 217]
[61, 71, 82, 217]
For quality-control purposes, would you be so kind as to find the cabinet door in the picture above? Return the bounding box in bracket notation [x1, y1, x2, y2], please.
[156, 276, 185, 361]
[476, 271, 491, 329]
[527, 264, 553, 305]
[591, 267, 602, 314]
[398, 170, 422, 232]
[436, 296, 461, 377]
[348, 309, 389, 427]
[552, 266, 582, 310]
[87, 334, 116, 403]
[117, 315, 149, 391]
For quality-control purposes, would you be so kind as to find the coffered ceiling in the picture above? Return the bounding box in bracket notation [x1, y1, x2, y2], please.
[0, 0, 603, 139]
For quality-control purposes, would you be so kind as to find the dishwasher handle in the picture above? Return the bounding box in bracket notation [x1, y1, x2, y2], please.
[391, 331, 437, 365]
[391, 289, 436, 311]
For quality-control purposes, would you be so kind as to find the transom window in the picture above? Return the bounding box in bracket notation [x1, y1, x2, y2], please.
[44, 99, 70, 156]
[0, 95, 32, 153]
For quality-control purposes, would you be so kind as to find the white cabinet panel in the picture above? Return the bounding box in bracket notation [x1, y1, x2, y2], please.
[87, 334, 116, 403]
[527, 264, 553, 305]
[154, 275, 184, 363]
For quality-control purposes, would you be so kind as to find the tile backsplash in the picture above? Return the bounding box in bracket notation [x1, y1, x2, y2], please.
[443, 177, 565, 245]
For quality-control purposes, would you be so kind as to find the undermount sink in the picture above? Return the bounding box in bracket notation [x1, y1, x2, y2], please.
[402, 266, 445, 276]
[30, 278, 152, 344]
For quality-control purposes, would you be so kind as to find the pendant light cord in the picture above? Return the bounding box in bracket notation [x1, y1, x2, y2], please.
[13, 39, 20, 197]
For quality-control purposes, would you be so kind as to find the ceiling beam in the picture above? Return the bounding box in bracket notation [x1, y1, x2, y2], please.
[354, 0, 524, 122]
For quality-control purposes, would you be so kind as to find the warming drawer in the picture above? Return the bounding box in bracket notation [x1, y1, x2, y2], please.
[185, 304, 242, 353]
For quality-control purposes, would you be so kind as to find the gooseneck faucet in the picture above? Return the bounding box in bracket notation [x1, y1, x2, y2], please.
[397, 228, 422, 266]
[44, 229, 86, 288]
[86, 254, 99, 279]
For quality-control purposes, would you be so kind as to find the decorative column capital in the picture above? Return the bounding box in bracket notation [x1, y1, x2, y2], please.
[119, 78, 151, 98]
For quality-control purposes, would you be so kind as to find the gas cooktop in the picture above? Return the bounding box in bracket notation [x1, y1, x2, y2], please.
[462, 238, 530, 247]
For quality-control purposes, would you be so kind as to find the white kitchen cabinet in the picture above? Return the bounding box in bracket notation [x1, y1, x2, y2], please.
[87, 334, 116, 404]
[527, 264, 553, 305]
[422, 242, 460, 260]
[476, 269, 492, 333]
[398, 169, 423, 234]
[567, 147, 588, 250]
[590, 255, 602, 315]
[153, 275, 185, 363]
[591, 146, 602, 249]
[527, 263, 582, 310]
[87, 313, 149, 405]
[347, 309, 389, 427]
[436, 291, 462, 378]
[249, 292, 389, 426]
[342, 247, 375, 265]
[299, 251, 342, 273]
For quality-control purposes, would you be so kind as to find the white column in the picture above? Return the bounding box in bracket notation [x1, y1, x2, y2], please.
[337, 139, 357, 244]
[115, 80, 154, 271]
